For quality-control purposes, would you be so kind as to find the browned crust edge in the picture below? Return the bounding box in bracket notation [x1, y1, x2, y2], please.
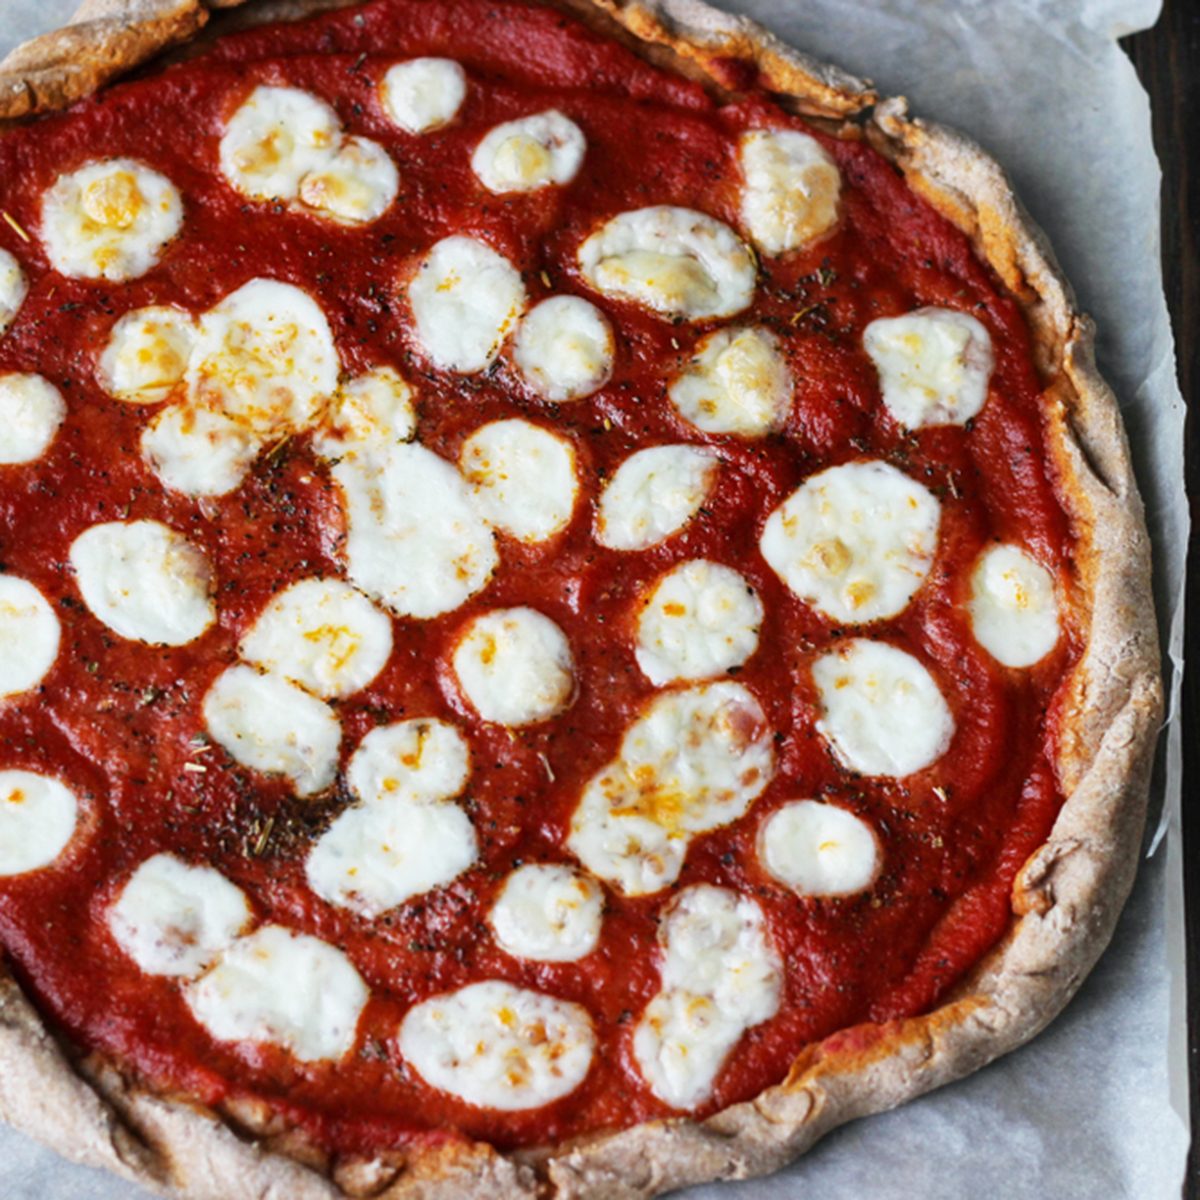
[0, 0, 1164, 1197]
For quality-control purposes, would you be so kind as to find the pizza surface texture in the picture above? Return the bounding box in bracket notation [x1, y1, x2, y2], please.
[0, 0, 1162, 1197]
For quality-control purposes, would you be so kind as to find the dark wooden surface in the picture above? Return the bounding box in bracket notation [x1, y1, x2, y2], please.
[1123, 3, 1197, 1196]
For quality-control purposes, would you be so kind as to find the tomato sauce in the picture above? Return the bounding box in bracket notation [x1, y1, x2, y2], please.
[0, 0, 1079, 1153]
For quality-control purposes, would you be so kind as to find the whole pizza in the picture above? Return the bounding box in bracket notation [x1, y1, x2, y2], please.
[0, 0, 1162, 1196]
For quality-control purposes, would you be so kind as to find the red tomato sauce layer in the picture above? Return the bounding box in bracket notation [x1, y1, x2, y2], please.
[0, 0, 1080, 1155]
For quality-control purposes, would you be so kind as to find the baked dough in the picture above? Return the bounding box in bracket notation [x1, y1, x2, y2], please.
[0, 1, 1162, 1196]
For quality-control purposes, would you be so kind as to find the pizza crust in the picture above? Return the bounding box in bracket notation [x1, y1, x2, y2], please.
[0, 1, 1163, 1197]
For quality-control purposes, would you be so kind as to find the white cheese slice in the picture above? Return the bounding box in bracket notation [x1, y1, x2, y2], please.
[312, 366, 416, 461]
[97, 306, 196, 403]
[0, 373, 66, 464]
[459, 418, 578, 543]
[187, 278, 338, 437]
[512, 295, 613, 402]
[407, 235, 527, 373]
[186, 924, 367, 1062]
[399, 980, 596, 1111]
[240, 577, 392, 700]
[568, 682, 773, 895]
[306, 791, 477, 916]
[668, 325, 792, 437]
[0, 576, 60, 699]
[141, 404, 263, 498]
[298, 135, 399, 225]
[220, 86, 341, 202]
[738, 129, 841, 255]
[109, 853, 252, 978]
[472, 110, 586, 193]
[490, 863, 603, 963]
[812, 638, 954, 777]
[594, 444, 717, 551]
[333, 442, 497, 619]
[202, 664, 340, 796]
[0, 770, 78, 876]
[222, 85, 398, 224]
[451, 607, 575, 726]
[577, 206, 756, 321]
[379, 58, 467, 134]
[863, 307, 994, 429]
[968, 543, 1061, 667]
[346, 718, 471, 805]
[759, 459, 941, 624]
[0, 248, 28, 335]
[69, 520, 215, 646]
[40, 158, 183, 282]
[633, 884, 780, 1109]
[757, 800, 879, 896]
[634, 558, 763, 685]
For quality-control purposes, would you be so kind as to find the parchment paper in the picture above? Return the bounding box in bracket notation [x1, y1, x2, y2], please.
[0, 0, 1188, 1196]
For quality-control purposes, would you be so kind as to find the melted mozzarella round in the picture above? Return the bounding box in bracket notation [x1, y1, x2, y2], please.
[594, 444, 717, 551]
[312, 366, 417, 460]
[568, 682, 773, 895]
[758, 800, 879, 896]
[41, 158, 183, 282]
[297, 135, 399, 225]
[407, 235, 527, 372]
[451, 607, 575, 726]
[0, 373, 66, 464]
[141, 404, 262, 497]
[0, 576, 60, 699]
[863, 307, 994, 429]
[490, 863, 603, 963]
[512, 295, 613, 402]
[472, 110, 586, 193]
[760, 460, 941, 624]
[968, 544, 1060, 668]
[0, 248, 28, 334]
[186, 924, 367, 1062]
[633, 885, 780, 1109]
[634, 559, 763, 685]
[668, 326, 792, 437]
[221, 85, 396, 222]
[109, 853, 251, 978]
[188, 278, 338, 437]
[240, 578, 392, 700]
[98, 306, 196, 403]
[220, 86, 341, 202]
[813, 638, 954, 777]
[334, 442, 497, 619]
[739, 129, 841, 255]
[202, 665, 340, 796]
[399, 981, 595, 1111]
[0, 770, 78, 876]
[459, 418, 578, 543]
[379, 58, 467, 134]
[306, 792, 477, 916]
[577, 206, 757, 321]
[347, 719, 471, 805]
[69, 520, 215, 646]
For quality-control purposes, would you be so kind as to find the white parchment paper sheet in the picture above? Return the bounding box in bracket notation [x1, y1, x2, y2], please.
[0, 0, 1188, 1196]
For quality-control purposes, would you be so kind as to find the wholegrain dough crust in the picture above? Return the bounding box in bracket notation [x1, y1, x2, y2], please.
[0, 1, 1163, 1197]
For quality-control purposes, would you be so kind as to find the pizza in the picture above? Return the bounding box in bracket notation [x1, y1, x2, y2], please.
[0, 0, 1162, 1197]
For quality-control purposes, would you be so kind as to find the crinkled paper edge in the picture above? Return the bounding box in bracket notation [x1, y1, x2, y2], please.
[0, 0, 1164, 1197]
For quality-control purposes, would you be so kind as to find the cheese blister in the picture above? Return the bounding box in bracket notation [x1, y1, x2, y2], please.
[812, 638, 954, 777]
[577, 206, 756, 321]
[0, 769, 78, 876]
[70, 520, 215, 647]
[399, 980, 596, 1110]
[760, 460, 940, 624]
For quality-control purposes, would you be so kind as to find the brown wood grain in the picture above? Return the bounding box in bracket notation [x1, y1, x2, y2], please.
[1123, 2, 1198, 1196]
